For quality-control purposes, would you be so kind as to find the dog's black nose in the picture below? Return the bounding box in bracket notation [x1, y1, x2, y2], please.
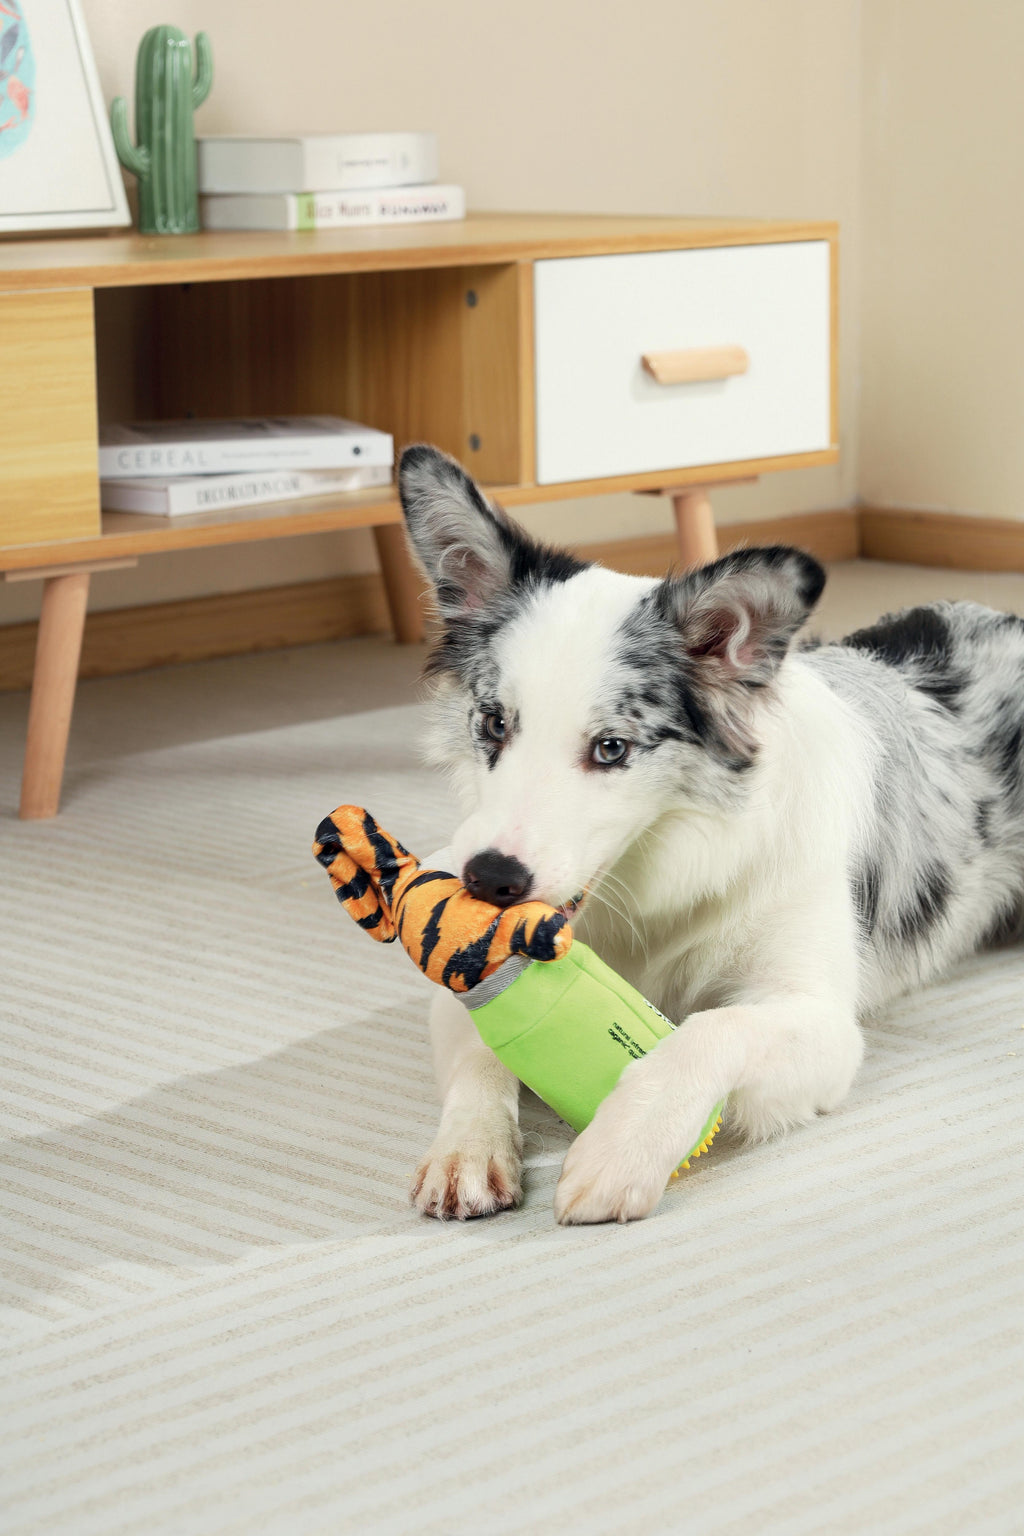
[462, 849, 533, 908]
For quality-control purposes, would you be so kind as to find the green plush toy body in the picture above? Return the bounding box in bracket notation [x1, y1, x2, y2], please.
[313, 805, 723, 1170]
[465, 943, 721, 1165]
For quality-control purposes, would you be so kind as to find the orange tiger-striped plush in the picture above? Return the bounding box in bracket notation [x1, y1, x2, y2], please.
[313, 805, 573, 993]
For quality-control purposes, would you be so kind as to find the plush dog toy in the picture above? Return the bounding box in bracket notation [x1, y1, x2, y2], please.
[313, 805, 722, 1170]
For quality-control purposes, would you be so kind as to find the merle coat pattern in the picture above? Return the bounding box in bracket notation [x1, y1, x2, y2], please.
[397, 444, 1024, 1224]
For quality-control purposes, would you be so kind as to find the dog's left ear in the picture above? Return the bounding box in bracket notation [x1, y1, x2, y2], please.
[664, 546, 826, 686]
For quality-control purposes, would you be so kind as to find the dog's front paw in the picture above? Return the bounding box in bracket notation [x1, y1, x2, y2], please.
[554, 1117, 669, 1225]
[411, 1134, 523, 1221]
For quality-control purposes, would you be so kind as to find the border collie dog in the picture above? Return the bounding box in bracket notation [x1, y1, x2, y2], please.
[397, 444, 1024, 1225]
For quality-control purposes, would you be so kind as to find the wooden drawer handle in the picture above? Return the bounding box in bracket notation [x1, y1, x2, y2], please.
[641, 345, 749, 385]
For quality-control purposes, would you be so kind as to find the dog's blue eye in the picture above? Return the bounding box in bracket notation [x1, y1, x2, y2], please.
[483, 713, 506, 743]
[592, 737, 628, 766]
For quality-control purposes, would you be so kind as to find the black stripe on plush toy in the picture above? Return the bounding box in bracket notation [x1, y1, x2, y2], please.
[313, 814, 343, 866]
[357, 907, 387, 932]
[402, 870, 456, 895]
[417, 895, 451, 973]
[332, 865, 371, 903]
[361, 810, 411, 907]
[442, 916, 503, 992]
[509, 910, 567, 962]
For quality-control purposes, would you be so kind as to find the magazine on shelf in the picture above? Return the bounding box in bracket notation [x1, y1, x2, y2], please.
[99, 416, 394, 479]
[100, 464, 392, 517]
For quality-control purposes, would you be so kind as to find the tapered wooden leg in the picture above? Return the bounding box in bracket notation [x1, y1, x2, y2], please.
[373, 523, 425, 644]
[671, 489, 719, 567]
[19, 571, 90, 820]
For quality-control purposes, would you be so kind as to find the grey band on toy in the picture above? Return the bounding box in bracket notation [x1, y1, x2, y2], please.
[460, 954, 533, 1010]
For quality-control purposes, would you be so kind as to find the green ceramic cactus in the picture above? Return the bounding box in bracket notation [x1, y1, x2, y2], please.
[111, 26, 213, 235]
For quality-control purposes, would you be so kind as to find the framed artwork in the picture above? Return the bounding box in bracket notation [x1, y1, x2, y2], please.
[0, 0, 130, 234]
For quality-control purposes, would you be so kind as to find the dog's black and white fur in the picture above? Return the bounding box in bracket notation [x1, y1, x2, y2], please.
[398, 444, 1024, 1225]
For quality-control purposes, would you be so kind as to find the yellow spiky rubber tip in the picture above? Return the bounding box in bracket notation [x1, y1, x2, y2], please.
[670, 1102, 724, 1179]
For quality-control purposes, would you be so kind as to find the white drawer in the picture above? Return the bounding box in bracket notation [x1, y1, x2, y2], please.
[533, 241, 832, 485]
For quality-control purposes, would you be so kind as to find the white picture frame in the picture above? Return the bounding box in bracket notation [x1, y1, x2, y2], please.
[0, 0, 130, 234]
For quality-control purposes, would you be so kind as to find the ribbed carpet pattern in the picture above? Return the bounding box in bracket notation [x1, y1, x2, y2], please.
[2, 692, 1022, 1535]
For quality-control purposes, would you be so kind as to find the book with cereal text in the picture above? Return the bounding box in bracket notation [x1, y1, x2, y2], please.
[99, 417, 393, 479]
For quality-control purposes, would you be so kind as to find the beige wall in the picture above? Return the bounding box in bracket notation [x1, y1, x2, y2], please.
[859, 0, 1024, 519]
[3, 0, 862, 624]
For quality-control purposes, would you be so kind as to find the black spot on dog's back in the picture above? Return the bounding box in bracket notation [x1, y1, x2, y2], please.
[891, 861, 952, 945]
[844, 607, 953, 668]
[842, 606, 967, 713]
[916, 671, 967, 713]
[982, 893, 1024, 947]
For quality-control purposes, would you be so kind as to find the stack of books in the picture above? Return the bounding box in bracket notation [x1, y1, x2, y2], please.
[99, 415, 393, 517]
[197, 131, 465, 232]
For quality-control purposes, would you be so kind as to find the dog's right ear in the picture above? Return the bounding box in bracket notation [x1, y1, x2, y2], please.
[663, 545, 827, 688]
[398, 445, 516, 618]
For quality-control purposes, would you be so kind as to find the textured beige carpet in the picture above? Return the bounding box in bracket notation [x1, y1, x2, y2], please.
[1, 564, 1023, 1535]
